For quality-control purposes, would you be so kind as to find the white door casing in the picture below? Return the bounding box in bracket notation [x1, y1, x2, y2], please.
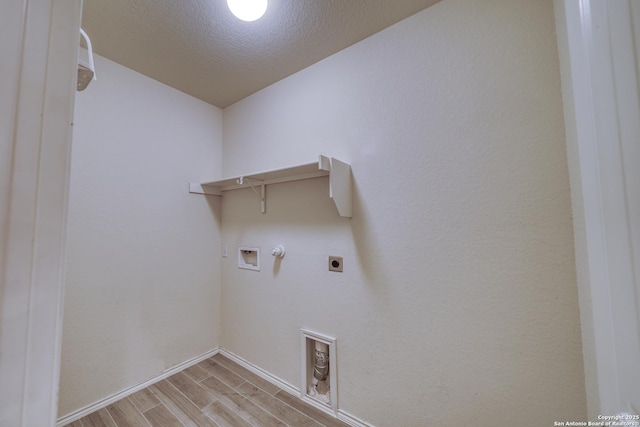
[0, 0, 82, 426]
[555, 0, 640, 418]
[1, 0, 638, 423]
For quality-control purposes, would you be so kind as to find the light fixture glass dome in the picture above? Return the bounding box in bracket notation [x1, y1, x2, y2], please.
[227, 0, 268, 22]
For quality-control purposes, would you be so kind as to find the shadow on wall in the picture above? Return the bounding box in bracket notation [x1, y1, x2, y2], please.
[212, 170, 401, 336]
[350, 164, 389, 289]
[208, 165, 392, 293]
[209, 167, 390, 289]
[204, 194, 222, 235]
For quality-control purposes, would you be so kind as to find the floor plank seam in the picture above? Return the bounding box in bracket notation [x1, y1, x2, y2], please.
[215, 397, 259, 427]
[105, 407, 119, 427]
[68, 355, 351, 427]
[166, 376, 218, 422]
[237, 383, 319, 427]
[211, 356, 282, 397]
[147, 385, 190, 427]
[140, 400, 162, 414]
[241, 394, 291, 427]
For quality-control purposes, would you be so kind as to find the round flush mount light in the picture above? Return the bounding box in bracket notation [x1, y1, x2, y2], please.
[227, 0, 268, 22]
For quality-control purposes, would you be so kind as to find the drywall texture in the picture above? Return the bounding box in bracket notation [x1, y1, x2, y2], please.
[81, 0, 441, 107]
[58, 54, 223, 417]
[221, 0, 586, 425]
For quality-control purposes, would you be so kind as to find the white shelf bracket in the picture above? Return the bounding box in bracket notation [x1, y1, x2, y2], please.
[190, 155, 351, 218]
[238, 176, 266, 214]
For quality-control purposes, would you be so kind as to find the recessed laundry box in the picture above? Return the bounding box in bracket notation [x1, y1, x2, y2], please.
[300, 329, 338, 414]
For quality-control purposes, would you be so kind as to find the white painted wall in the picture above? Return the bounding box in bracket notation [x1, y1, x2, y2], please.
[58, 54, 223, 417]
[221, 0, 586, 425]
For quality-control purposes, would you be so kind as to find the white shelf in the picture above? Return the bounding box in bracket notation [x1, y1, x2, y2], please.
[189, 155, 352, 218]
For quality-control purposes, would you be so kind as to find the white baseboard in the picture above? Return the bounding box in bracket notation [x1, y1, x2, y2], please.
[217, 348, 300, 396]
[337, 409, 376, 427]
[57, 347, 373, 427]
[56, 347, 220, 426]
[218, 348, 373, 427]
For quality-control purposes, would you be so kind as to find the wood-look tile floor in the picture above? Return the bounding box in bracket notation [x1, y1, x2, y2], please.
[64, 354, 351, 427]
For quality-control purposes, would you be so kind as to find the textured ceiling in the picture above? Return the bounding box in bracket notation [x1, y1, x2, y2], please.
[81, 0, 441, 108]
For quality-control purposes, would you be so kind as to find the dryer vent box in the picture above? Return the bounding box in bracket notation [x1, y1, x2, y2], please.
[300, 329, 338, 414]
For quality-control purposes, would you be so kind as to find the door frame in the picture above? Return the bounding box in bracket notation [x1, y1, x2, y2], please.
[2, 0, 639, 423]
[555, 0, 640, 418]
[0, 0, 82, 425]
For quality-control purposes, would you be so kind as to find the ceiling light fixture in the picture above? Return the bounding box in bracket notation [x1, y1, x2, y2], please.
[227, 0, 268, 22]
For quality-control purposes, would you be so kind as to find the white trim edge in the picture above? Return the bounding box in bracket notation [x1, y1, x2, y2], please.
[555, 0, 640, 416]
[56, 348, 220, 426]
[338, 409, 376, 427]
[217, 348, 299, 396]
[0, 1, 81, 425]
[56, 347, 372, 427]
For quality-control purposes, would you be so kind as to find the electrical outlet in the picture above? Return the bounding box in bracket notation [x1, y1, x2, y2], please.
[328, 256, 343, 272]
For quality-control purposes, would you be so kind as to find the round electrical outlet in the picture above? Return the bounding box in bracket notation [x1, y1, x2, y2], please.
[328, 256, 343, 272]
